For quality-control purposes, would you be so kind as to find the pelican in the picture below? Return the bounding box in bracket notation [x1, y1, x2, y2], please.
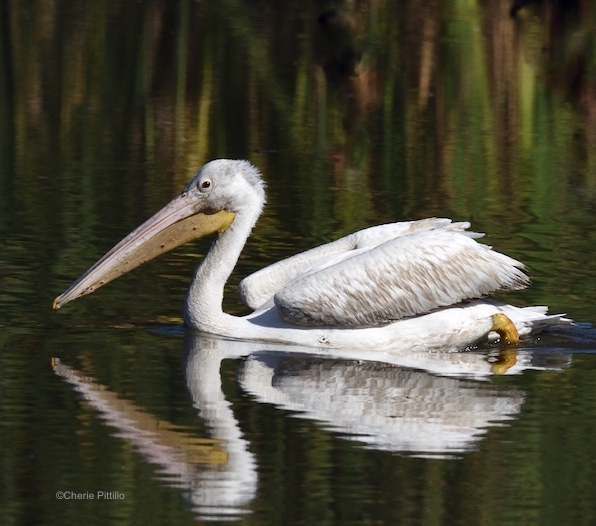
[53, 159, 569, 351]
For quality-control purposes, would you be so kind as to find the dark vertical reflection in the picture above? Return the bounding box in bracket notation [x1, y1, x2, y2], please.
[0, 0, 14, 235]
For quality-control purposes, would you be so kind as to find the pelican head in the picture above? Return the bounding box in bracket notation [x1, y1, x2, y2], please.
[185, 159, 266, 215]
[53, 159, 265, 310]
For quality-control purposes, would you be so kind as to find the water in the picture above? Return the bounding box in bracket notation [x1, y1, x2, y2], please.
[2, 0, 596, 524]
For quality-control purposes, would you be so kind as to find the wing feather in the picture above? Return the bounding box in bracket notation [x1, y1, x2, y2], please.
[239, 218, 479, 309]
[273, 230, 529, 328]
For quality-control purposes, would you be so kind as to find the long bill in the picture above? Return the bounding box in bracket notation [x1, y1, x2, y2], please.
[53, 193, 235, 310]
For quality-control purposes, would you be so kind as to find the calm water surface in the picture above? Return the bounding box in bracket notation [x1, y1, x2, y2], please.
[2, 1, 596, 525]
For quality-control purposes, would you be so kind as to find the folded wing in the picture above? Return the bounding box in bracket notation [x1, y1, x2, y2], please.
[273, 230, 529, 328]
[239, 218, 483, 309]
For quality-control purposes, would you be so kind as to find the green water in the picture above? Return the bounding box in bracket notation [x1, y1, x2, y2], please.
[2, 1, 596, 524]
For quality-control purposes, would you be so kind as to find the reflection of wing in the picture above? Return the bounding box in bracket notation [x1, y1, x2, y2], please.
[240, 218, 485, 310]
[239, 355, 525, 455]
[267, 225, 529, 328]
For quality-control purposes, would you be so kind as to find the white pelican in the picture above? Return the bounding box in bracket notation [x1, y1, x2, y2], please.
[53, 159, 569, 351]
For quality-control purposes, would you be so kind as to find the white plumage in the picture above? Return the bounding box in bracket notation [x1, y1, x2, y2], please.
[240, 218, 486, 310]
[269, 227, 528, 327]
[54, 159, 570, 352]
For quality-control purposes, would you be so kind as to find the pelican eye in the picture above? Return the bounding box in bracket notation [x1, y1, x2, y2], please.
[198, 180, 212, 192]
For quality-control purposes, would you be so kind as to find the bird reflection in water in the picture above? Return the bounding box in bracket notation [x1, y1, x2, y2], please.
[52, 331, 570, 519]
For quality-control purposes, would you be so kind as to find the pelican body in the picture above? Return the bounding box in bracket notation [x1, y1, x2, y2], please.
[54, 160, 568, 351]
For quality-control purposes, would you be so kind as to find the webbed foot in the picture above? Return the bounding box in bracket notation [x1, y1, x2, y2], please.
[491, 313, 520, 345]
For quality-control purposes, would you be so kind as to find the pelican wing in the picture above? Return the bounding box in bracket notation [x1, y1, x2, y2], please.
[273, 230, 529, 328]
[239, 218, 482, 309]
